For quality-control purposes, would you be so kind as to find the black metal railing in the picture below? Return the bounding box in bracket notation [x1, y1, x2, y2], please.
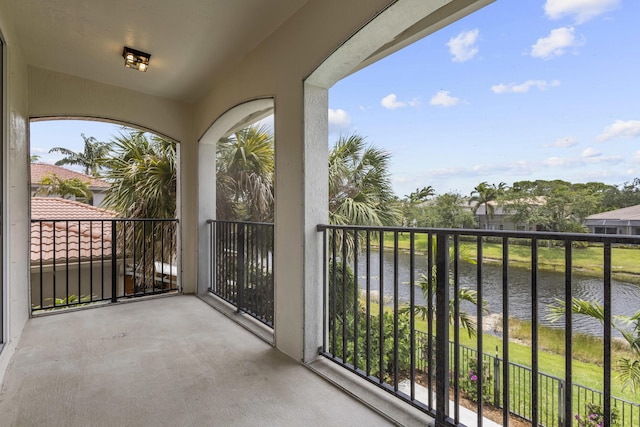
[207, 220, 274, 328]
[413, 331, 640, 426]
[31, 218, 178, 312]
[317, 224, 640, 427]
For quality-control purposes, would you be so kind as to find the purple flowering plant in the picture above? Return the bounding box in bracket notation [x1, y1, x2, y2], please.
[460, 357, 492, 404]
[575, 403, 619, 427]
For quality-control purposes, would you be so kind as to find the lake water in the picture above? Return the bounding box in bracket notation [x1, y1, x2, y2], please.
[356, 250, 640, 337]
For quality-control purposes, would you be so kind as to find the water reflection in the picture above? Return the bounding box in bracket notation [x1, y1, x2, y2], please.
[355, 249, 640, 337]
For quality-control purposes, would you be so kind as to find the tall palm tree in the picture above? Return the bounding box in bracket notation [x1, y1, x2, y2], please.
[99, 130, 177, 293]
[216, 125, 274, 222]
[329, 134, 401, 227]
[469, 182, 506, 229]
[49, 133, 109, 177]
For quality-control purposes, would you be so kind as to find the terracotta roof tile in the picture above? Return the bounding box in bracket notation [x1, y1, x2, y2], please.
[31, 198, 117, 262]
[32, 197, 117, 220]
[31, 163, 110, 188]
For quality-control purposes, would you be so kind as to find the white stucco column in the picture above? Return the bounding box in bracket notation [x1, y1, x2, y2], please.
[272, 84, 328, 363]
[302, 84, 329, 362]
[196, 142, 217, 296]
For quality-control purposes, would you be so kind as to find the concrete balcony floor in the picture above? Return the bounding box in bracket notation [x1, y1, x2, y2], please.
[0, 295, 391, 426]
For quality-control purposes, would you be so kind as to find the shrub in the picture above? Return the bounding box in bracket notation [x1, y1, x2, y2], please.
[460, 357, 493, 404]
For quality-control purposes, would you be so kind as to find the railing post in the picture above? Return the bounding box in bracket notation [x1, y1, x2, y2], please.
[435, 232, 450, 426]
[111, 219, 117, 303]
[236, 223, 245, 314]
[558, 379, 565, 427]
[494, 350, 501, 408]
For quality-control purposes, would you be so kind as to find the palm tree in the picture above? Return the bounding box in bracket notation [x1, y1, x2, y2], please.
[406, 186, 435, 203]
[548, 298, 640, 394]
[469, 182, 506, 229]
[99, 130, 177, 293]
[400, 244, 486, 337]
[49, 133, 109, 177]
[329, 134, 401, 227]
[34, 173, 92, 203]
[100, 130, 176, 219]
[216, 125, 274, 222]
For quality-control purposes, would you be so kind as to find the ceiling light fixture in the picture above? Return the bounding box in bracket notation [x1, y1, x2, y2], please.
[122, 46, 150, 72]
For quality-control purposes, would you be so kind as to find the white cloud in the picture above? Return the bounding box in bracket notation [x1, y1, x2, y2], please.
[544, 0, 620, 24]
[543, 157, 568, 167]
[446, 29, 479, 63]
[582, 147, 601, 158]
[543, 153, 622, 169]
[429, 90, 460, 108]
[328, 108, 351, 133]
[380, 93, 419, 110]
[584, 155, 623, 166]
[633, 151, 640, 163]
[531, 27, 580, 59]
[553, 136, 578, 147]
[30, 147, 49, 154]
[491, 79, 561, 94]
[597, 119, 640, 141]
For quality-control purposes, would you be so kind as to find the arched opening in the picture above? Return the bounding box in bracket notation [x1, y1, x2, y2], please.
[198, 99, 275, 339]
[29, 117, 180, 312]
[305, 1, 640, 425]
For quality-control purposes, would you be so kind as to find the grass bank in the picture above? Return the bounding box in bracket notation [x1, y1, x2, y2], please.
[386, 233, 640, 284]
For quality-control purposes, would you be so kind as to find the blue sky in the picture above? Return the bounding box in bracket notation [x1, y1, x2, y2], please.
[329, 0, 640, 197]
[32, 1, 640, 198]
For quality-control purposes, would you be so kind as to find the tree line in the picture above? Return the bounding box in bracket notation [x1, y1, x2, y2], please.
[38, 127, 640, 232]
[403, 179, 640, 232]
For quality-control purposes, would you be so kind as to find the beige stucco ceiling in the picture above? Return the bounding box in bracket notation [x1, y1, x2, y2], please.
[7, 0, 308, 103]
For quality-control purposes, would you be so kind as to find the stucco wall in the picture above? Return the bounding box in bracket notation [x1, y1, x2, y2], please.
[0, 3, 31, 384]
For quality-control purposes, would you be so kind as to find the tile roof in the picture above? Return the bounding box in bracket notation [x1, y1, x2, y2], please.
[31, 198, 117, 263]
[31, 163, 110, 188]
[586, 204, 640, 221]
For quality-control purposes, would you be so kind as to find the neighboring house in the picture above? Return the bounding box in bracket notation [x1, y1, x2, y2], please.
[31, 163, 110, 207]
[467, 197, 545, 231]
[30, 197, 121, 307]
[584, 204, 640, 235]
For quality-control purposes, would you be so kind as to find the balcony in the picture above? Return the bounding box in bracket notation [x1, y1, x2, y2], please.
[316, 224, 640, 427]
[209, 220, 640, 426]
[9, 218, 639, 426]
[0, 295, 391, 426]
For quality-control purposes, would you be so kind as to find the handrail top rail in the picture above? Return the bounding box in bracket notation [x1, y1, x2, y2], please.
[316, 223, 640, 244]
[32, 218, 179, 223]
[207, 219, 273, 227]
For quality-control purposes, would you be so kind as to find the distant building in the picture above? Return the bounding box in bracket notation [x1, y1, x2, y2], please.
[584, 204, 640, 235]
[468, 197, 545, 231]
[31, 163, 110, 206]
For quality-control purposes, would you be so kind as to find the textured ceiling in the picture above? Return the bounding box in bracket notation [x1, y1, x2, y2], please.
[8, 0, 308, 103]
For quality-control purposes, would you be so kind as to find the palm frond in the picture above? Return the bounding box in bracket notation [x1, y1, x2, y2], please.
[617, 358, 640, 394]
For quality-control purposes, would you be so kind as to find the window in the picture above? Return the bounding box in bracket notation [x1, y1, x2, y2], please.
[594, 227, 618, 235]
